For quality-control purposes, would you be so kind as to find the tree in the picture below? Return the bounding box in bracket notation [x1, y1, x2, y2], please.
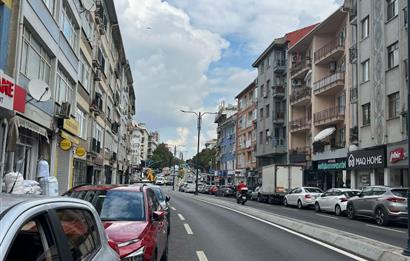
[188, 148, 217, 172]
[151, 143, 174, 169]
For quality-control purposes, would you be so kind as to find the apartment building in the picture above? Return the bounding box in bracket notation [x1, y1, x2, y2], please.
[235, 80, 258, 187]
[148, 131, 159, 158]
[129, 123, 151, 171]
[0, 0, 135, 192]
[345, 0, 408, 188]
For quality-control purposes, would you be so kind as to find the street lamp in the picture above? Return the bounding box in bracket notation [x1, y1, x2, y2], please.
[166, 144, 185, 191]
[180, 110, 217, 195]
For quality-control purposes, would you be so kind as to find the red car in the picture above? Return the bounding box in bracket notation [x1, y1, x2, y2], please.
[209, 185, 218, 195]
[65, 185, 168, 261]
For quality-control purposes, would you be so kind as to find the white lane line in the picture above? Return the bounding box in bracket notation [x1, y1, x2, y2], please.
[366, 224, 406, 233]
[195, 198, 366, 261]
[184, 223, 194, 235]
[178, 213, 186, 221]
[196, 251, 208, 261]
[171, 206, 176, 211]
[281, 207, 297, 211]
[316, 214, 339, 220]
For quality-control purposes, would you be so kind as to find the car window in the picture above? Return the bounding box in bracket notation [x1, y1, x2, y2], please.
[151, 187, 165, 202]
[304, 188, 322, 193]
[361, 187, 373, 196]
[294, 188, 302, 194]
[392, 189, 408, 197]
[6, 215, 60, 261]
[98, 191, 145, 221]
[344, 191, 358, 198]
[372, 187, 386, 196]
[55, 208, 101, 261]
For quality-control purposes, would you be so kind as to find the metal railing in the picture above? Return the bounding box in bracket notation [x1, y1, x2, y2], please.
[290, 58, 312, 75]
[274, 59, 287, 69]
[272, 138, 285, 146]
[290, 87, 311, 103]
[314, 39, 344, 62]
[289, 118, 311, 131]
[313, 106, 345, 124]
[273, 85, 285, 95]
[313, 72, 345, 92]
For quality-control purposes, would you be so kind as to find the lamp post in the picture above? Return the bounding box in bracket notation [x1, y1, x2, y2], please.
[167, 144, 184, 191]
[180, 110, 217, 195]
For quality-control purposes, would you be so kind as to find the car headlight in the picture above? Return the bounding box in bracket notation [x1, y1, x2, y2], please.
[122, 246, 144, 261]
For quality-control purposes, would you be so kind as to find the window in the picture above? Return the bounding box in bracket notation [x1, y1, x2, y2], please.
[20, 28, 52, 83]
[361, 59, 369, 82]
[387, 0, 398, 21]
[388, 92, 400, 118]
[362, 103, 371, 125]
[55, 209, 101, 260]
[265, 129, 270, 144]
[260, 61, 264, 74]
[405, 59, 408, 81]
[259, 108, 264, 119]
[266, 104, 270, 118]
[76, 107, 87, 139]
[260, 84, 264, 97]
[338, 126, 345, 146]
[404, 7, 408, 27]
[387, 42, 399, 69]
[81, 12, 94, 40]
[79, 53, 91, 91]
[42, 0, 54, 14]
[95, 124, 103, 146]
[259, 131, 263, 144]
[60, 3, 78, 49]
[361, 16, 369, 39]
[55, 69, 74, 105]
[106, 100, 112, 122]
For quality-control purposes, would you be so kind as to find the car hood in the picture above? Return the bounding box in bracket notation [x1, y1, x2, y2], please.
[103, 221, 148, 243]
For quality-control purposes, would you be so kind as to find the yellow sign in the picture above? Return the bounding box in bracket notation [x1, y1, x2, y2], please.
[63, 118, 80, 136]
[76, 146, 86, 157]
[1, 0, 13, 9]
[60, 139, 72, 151]
[61, 131, 80, 145]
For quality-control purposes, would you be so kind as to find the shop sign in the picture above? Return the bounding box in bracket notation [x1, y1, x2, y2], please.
[60, 139, 72, 151]
[317, 158, 346, 170]
[63, 118, 79, 136]
[347, 148, 386, 170]
[0, 72, 26, 113]
[389, 147, 406, 163]
[76, 146, 86, 157]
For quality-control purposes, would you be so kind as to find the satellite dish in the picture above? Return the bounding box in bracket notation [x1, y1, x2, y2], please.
[28, 79, 51, 102]
[80, 0, 96, 12]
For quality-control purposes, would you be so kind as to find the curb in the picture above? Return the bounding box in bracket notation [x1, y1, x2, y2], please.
[185, 193, 410, 261]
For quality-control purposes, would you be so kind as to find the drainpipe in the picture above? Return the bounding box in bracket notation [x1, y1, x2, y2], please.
[0, 118, 9, 192]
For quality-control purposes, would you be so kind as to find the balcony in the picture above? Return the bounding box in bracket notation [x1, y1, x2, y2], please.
[313, 141, 346, 154]
[313, 106, 345, 126]
[290, 87, 311, 106]
[289, 147, 311, 163]
[273, 111, 285, 122]
[313, 72, 345, 96]
[314, 39, 345, 65]
[290, 58, 312, 79]
[349, 44, 357, 64]
[350, 86, 358, 103]
[273, 60, 287, 73]
[272, 85, 285, 97]
[290, 118, 311, 133]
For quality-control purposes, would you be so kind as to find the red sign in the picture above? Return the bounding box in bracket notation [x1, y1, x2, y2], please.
[390, 148, 405, 163]
[0, 72, 26, 113]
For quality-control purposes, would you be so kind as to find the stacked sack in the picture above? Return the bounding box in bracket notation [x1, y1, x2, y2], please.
[4, 172, 25, 194]
[39, 176, 59, 196]
[23, 180, 42, 195]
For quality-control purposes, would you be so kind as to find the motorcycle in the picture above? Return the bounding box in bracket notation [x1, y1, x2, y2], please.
[236, 188, 248, 205]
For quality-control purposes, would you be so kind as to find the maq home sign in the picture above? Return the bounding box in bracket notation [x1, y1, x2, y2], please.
[347, 148, 386, 170]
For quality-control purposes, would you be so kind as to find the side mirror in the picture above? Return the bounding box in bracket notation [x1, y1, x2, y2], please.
[166, 195, 171, 202]
[153, 211, 166, 222]
[108, 239, 120, 256]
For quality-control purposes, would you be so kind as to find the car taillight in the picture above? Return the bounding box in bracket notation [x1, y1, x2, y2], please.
[108, 239, 120, 256]
[304, 194, 311, 199]
[340, 197, 348, 202]
[386, 197, 406, 203]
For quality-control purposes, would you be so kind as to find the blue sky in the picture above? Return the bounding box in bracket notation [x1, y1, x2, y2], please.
[116, 0, 342, 158]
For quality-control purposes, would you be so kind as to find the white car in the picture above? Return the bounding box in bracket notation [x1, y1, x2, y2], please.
[185, 183, 196, 193]
[315, 188, 360, 216]
[155, 177, 165, 185]
[284, 187, 324, 209]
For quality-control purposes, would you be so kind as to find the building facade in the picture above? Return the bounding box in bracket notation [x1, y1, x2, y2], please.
[129, 122, 153, 173]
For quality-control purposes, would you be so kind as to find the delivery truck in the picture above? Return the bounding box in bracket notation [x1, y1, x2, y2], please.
[258, 165, 303, 204]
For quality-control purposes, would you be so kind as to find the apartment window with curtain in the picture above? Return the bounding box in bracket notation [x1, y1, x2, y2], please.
[388, 92, 400, 118]
[387, 0, 398, 21]
[361, 16, 369, 39]
[55, 69, 74, 105]
[387, 42, 399, 69]
[362, 103, 371, 125]
[60, 2, 78, 50]
[20, 28, 52, 84]
[76, 107, 87, 139]
[361, 59, 369, 82]
[42, 0, 54, 15]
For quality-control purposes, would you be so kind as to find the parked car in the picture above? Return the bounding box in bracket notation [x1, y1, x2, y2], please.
[179, 182, 187, 192]
[284, 187, 324, 209]
[314, 188, 360, 216]
[184, 183, 196, 193]
[0, 193, 120, 261]
[209, 185, 219, 195]
[216, 185, 235, 197]
[143, 184, 171, 235]
[65, 185, 169, 260]
[250, 186, 261, 200]
[346, 186, 408, 226]
[155, 177, 165, 185]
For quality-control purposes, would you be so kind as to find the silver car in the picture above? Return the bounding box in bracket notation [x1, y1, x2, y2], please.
[0, 193, 119, 261]
[346, 186, 408, 226]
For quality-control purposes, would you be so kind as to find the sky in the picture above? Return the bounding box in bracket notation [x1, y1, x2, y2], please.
[116, 0, 343, 159]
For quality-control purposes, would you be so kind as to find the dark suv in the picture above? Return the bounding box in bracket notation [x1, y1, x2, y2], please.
[65, 185, 169, 260]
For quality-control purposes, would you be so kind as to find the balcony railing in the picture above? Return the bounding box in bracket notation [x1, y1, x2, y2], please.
[273, 111, 285, 121]
[314, 39, 344, 63]
[290, 58, 312, 76]
[272, 85, 285, 96]
[273, 60, 287, 72]
[313, 72, 345, 94]
[289, 118, 311, 131]
[313, 106, 345, 124]
[290, 87, 311, 104]
[272, 138, 285, 146]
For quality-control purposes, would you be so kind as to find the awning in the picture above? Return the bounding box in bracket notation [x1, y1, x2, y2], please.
[313, 127, 336, 142]
[16, 115, 49, 143]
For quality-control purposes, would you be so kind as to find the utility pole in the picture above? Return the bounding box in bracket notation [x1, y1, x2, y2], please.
[173, 145, 176, 191]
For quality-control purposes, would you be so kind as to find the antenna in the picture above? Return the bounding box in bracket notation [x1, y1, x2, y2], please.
[28, 79, 51, 102]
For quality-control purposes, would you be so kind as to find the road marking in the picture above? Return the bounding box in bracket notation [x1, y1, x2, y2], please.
[316, 214, 339, 220]
[366, 224, 406, 233]
[281, 207, 297, 211]
[178, 213, 186, 221]
[171, 206, 176, 211]
[184, 223, 193, 235]
[196, 251, 208, 261]
[195, 198, 366, 261]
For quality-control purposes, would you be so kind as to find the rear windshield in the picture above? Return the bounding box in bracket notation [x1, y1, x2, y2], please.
[392, 189, 408, 198]
[305, 188, 323, 193]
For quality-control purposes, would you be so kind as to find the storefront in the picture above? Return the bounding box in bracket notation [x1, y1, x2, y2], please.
[347, 147, 386, 189]
[311, 158, 347, 190]
[386, 142, 408, 187]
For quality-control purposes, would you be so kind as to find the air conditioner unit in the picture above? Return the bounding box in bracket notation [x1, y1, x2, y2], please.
[59, 102, 71, 119]
[292, 79, 302, 86]
[330, 61, 337, 72]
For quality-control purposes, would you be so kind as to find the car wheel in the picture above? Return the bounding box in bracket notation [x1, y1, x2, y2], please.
[314, 202, 321, 212]
[335, 205, 342, 216]
[297, 200, 303, 209]
[346, 204, 355, 219]
[283, 198, 288, 207]
[375, 208, 389, 226]
[160, 242, 168, 261]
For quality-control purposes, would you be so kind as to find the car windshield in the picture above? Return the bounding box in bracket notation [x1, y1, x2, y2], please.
[96, 191, 146, 221]
[391, 189, 408, 198]
[305, 188, 323, 193]
[151, 187, 165, 202]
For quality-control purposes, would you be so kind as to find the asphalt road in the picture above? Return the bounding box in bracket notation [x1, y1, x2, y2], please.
[167, 190, 361, 261]
[192, 192, 408, 248]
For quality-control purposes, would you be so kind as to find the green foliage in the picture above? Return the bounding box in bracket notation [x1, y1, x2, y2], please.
[188, 148, 217, 172]
[151, 143, 184, 169]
